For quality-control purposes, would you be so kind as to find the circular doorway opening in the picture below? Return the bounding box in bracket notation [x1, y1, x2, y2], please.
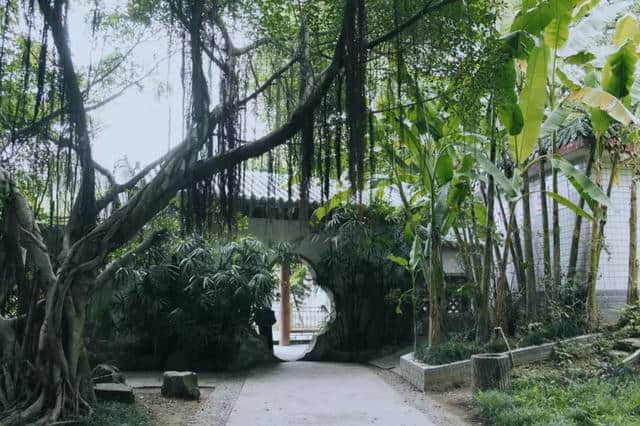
[271, 259, 332, 361]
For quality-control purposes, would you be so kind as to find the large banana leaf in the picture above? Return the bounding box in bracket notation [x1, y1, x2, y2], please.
[511, 44, 549, 164]
[569, 87, 638, 127]
[544, 0, 578, 49]
[551, 155, 612, 211]
[559, 0, 631, 58]
[614, 14, 640, 48]
[539, 107, 572, 140]
[511, 1, 554, 36]
[601, 40, 638, 101]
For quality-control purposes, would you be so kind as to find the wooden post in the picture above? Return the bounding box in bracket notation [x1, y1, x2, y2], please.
[471, 353, 512, 392]
[279, 262, 291, 346]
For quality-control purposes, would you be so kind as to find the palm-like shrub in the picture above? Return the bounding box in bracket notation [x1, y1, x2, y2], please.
[110, 235, 277, 368]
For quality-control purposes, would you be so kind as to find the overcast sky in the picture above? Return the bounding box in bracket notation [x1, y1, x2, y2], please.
[67, 1, 265, 181]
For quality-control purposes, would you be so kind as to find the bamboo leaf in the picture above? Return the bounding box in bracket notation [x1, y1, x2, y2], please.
[546, 191, 594, 221]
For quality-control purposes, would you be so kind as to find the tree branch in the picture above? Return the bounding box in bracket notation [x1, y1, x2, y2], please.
[94, 229, 168, 288]
[365, 0, 460, 49]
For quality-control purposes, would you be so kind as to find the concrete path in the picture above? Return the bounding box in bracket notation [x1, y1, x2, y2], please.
[226, 361, 436, 426]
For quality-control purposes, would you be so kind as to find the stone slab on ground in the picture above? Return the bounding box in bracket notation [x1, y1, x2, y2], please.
[615, 338, 640, 352]
[226, 361, 438, 425]
[92, 363, 126, 384]
[94, 383, 135, 403]
[162, 371, 200, 400]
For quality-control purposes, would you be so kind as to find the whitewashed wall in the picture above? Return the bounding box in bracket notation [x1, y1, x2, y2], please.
[498, 149, 634, 321]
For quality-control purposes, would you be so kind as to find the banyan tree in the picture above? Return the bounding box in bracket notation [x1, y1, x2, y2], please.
[0, 0, 495, 422]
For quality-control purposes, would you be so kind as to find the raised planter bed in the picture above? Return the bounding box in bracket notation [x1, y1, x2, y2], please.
[399, 334, 598, 391]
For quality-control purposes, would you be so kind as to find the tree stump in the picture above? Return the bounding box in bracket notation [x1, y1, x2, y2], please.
[471, 353, 512, 392]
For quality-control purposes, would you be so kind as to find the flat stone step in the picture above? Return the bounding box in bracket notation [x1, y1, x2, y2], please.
[94, 383, 135, 404]
[614, 338, 640, 352]
[608, 350, 630, 359]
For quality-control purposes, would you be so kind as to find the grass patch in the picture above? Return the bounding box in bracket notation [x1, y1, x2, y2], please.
[474, 337, 640, 425]
[79, 399, 148, 426]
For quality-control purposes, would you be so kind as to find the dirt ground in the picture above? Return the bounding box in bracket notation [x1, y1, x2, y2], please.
[136, 388, 213, 425]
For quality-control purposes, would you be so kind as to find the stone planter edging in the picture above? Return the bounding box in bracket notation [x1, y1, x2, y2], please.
[399, 333, 599, 391]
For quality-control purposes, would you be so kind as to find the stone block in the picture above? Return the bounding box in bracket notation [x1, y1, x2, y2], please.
[161, 371, 200, 400]
[94, 383, 135, 404]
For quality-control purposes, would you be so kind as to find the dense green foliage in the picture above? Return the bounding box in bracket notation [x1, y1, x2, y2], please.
[475, 337, 640, 425]
[95, 235, 277, 369]
[313, 203, 414, 352]
[416, 339, 507, 365]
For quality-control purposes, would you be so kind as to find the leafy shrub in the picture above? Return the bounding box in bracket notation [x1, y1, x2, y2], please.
[617, 303, 640, 337]
[416, 340, 507, 365]
[475, 334, 640, 426]
[79, 400, 147, 426]
[106, 235, 277, 369]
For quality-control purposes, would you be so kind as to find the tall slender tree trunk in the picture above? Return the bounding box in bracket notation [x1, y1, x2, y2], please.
[522, 173, 537, 321]
[567, 142, 596, 283]
[587, 154, 618, 326]
[280, 262, 291, 346]
[551, 133, 561, 297]
[477, 134, 496, 342]
[496, 210, 515, 330]
[628, 172, 638, 305]
[538, 152, 551, 281]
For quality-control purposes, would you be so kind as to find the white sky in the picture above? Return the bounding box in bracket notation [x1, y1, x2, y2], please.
[67, 1, 265, 180]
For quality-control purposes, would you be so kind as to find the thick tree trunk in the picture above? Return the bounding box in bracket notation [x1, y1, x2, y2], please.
[471, 353, 512, 392]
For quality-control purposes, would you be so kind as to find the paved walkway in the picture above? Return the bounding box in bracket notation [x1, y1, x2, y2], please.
[226, 362, 437, 426]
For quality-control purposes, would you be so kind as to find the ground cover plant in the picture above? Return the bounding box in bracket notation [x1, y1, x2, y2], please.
[79, 400, 148, 426]
[475, 306, 640, 425]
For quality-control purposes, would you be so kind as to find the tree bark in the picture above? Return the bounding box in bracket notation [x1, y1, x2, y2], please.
[538, 153, 551, 282]
[567, 142, 596, 283]
[477, 131, 496, 343]
[522, 173, 537, 321]
[471, 353, 512, 392]
[279, 262, 291, 346]
[629, 172, 639, 305]
[551, 133, 561, 296]
[587, 154, 618, 326]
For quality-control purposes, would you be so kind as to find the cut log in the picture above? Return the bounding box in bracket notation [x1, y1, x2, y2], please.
[471, 353, 512, 392]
